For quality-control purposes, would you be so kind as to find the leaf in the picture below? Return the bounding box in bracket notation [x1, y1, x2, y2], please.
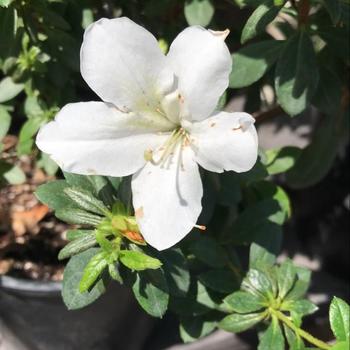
[322, 0, 341, 23]
[0, 77, 24, 103]
[218, 172, 241, 206]
[3, 164, 25, 184]
[132, 269, 169, 318]
[258, 317, 285, 350]
[190, 236, 226, 268]
[199, 269, 239, 294]
[224, 291, 265, 313]
[0, 7, 16, 58]
[219, 312, 265, 333]
[265, 146, 302, 175]
[285, 266, 311, 301]
[277, 259, 297, 300]
[184, 0, 215, 27]
[284, 325, 305, 350]
[62, 248, 106, 310]
[55, 208, 102, 226]
[37, 153, 59, 176]
[0, 0, 14, 7]
[241, 269, 273, 300]
[17, 117, 43, 155]
[286, 112, 347, 188]
[180, 314, 217, 343]
[312, 66, 342, 115]
[331, 341, 350, 350]
[275, 32, 319, 116]
[330, 297, 350, 342]
[58, 231, 97, 260]
[241, 1, 281, 44]
[284, 300, 318, 318]
[79, 250, 109, 293]
[0, 106, 11, 141]
[63, 187, 110, 216]
[230, 40, 283, 88]
[159, 248, 190, 297]
[66, 229, 95, 241]
[119, 250, 162, 271]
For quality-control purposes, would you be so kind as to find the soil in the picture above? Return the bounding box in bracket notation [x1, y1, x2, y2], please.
[0, 135, 67, 281]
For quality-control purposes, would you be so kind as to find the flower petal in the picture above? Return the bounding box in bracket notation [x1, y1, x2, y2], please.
[36, 102, 169, 177]
[189, 112, 258, 173]
[167, 26, 232, 122]
[132, 144, 203, 250]
[81, 17, 175, 115]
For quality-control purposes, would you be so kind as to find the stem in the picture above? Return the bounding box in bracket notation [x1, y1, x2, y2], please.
[297, 0, 310, 28]
[271, 309, 331, 350]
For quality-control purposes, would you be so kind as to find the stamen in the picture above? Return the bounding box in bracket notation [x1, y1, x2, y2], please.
[194, 224, 206, 231]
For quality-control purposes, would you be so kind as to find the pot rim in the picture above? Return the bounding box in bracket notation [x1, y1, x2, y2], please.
[0, 275, 62, 297]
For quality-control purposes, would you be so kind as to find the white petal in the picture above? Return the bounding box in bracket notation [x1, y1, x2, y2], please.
[167, 26, 232, 122]
[132, 143, 203, 250]
[36, 102, 169, 177]
[189, 112, 258, 173]
[81, 17, 175, 115]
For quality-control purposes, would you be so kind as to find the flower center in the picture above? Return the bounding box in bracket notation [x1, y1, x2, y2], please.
[144, 127, 191, 168]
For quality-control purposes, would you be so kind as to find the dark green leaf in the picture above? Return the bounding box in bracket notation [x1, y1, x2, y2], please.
[190, 236, 226, 268]
[180, 314, 217, 343]
[275, 32, 319, 116]
[219, 312, 265, 333]
[218, 172, 241, 206]
[79, 250, 108, 293]
[0, 7, 16, 58]
[330, 297, 350, 342]
[241, 2, 281, 44]
[277, 259, 297, 299]
[58, 231, 97, 260]
[322, 0, 341, 23]
[184, 0, 215, 27]
[224, 291, 265, 313]
[119, 250, 162, 271]
[199, 269, 239, 294]
[56, 208, 102, 226]
[62, 248, 106, 310]
[230, 40, 283, 88]
[132, 269, 169, 318]
[258, 317, 285, 350]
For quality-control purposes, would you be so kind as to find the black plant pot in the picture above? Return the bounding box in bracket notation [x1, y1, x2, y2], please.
[0, 276, 156, 350]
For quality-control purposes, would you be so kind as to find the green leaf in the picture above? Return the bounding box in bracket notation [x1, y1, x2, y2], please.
[63, 187, 110, 216]
[119, 250, 162, 271]
[0, 77, 24, 103]
[132, 269, 169, 318]
[277, 259, 297, 299]
[275, 32, 319, 116]
[265, 146, 302, 175]
[17, 117, 43, 155]
[258, 317, 285, 350]
[285, 267, 311, 301]
[159, 248, 190, 297]
[62, 248, 106, 310]
[322, 0, 341, 23]
[218, 172, 241, 206]
[219, 312, 265, 333]
[230, 40, 283, 88]
[190, 236, 226, 268]
[199, 269, 239, 294]
[56, 208, 102, 226]
[3, 164, 25, 184]
[0, 0, 14, 7]
[241, 2, 281, 44]
[224, 291, 265, 313]
[79, 250, 109, 293]
[312, 66, 342, 115]
[331, 341, 350, 350]
[242, 269, 273, 300]
[37, 153, 58, 176]
[330, 297, 350, 342]
[58, 231, 97, 260]
[180, 314, 217, 343]
[184, 0, 215, 27]
[0, 7, 16, 58]
[35, 180, 76, 210]
[0, 106, 11, 141]
[66, 229, 94, 241]
[286, 112, 347, 188]
[283, 299, 318, 316]
[284, 325, 305, 350]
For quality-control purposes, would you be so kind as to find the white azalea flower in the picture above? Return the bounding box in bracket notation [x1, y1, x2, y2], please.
[36, 17, 258, 250]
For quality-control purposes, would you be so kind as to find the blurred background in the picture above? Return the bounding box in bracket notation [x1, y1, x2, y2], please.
[0, 0, 349, 349]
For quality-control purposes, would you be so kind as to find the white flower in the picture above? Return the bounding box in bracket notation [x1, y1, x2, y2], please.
[36, 17, 258, 251]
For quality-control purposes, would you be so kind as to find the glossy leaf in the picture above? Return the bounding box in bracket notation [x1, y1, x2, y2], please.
[277, 259, 297, 299]
[199, 269, 239, 294]
[180, 314, 217, 343]
[330, 297, 350, 342]
[258, 317, 285, 350]
[224, 291, 265, 313]
[219, 312, 265, 333]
